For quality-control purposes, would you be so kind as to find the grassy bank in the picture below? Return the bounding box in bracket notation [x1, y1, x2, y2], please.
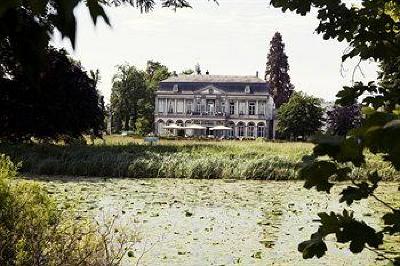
[0, 137, 398, 180]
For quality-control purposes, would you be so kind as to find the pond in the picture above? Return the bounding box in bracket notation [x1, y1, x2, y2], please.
[37, 178, 399, 265]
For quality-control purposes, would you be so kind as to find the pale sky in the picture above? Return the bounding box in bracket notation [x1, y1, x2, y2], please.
[52, 0, 378, 103]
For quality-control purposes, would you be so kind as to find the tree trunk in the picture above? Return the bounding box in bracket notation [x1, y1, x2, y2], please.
[124, 113, 130, 131]
[131, 104, 137, 132]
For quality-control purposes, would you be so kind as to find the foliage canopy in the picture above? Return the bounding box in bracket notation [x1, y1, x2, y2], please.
[277, 92, 324, 139]
[110, 62, 170, 134]
[0, 48, 104, 142]
[271, 0, 400, 263]
[326, 104, 361, 136]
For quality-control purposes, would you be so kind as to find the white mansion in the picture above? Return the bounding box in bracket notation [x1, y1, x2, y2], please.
[154, 74, 276, 138]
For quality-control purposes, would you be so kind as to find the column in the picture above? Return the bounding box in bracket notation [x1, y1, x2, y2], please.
[236, 100, 239, 115]
[234, 123, 239, 137]
[256, 100, 259, 116]
[183, 98, 186, 114]
[155, 97, 159, 113]
[165, 98, 167, 114]
[174, 99, 177, 114]
[265, 101, 268, 117]
[246, 100, 249, 115]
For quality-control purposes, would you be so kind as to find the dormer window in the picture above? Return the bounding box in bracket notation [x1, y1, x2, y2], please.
[173, 84, 179, 92]
[245, 85, 251, 94]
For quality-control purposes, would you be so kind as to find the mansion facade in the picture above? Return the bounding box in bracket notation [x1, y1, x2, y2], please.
[154, 74, 276, 138]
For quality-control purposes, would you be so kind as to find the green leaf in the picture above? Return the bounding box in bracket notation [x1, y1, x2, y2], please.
[298, 236, 327, 259]
[27, 0, 49, 15]
[312, 135, 365, 167]
[299, 161, 336, 193]
[367, 170, 381, 185]
[339, 182, 372, 205]
[336, 167, 351, 181]
[317, 212, 340, 235]
[382, 210, 400, 235]
[335, 210, 383, 252]
[87, 0, 110, 25]
[0, 0, 19, 17]
[50, 0, 80, 48]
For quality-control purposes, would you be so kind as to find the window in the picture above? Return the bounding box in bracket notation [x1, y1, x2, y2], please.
[206, 100, 215, 113]
[186, 100, 193, 113]
[248, 123, 255, 137]
[177, 100, 184, 113]
[258, 101, 266, 115]
[239, 101, 246, 115]
[248, 101, 255, 115]
[238, 123, 245, 137]
[227, 122, 235, 137]
[229, 101, 235, 115]
[257, 124, 265, 138]
[168, 100, 174, 113]
[195, 99, 201, 113]
[158, 99, 165, 113]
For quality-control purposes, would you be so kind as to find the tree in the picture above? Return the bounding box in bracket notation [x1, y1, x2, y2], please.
[0, 47, 104, 142]
[90, 69, 101, 88]
[146, 61, 170, 91]
[110, 61, 169, 135]
[270, 0, 400, 263]
[0, 0, 198, 80]
[140, 60, 170, 134]
[110, 65, 147, 132]
[90, 69, 107, 132]
[277, 92, 324, 139]
[326, 104, 361, 136]
[265, 32, 294, 108]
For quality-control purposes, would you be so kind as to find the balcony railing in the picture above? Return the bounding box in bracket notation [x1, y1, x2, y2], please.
[156, 112, 272, 120]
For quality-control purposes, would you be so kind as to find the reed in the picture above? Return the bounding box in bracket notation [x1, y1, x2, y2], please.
[0, 137, 397, 180]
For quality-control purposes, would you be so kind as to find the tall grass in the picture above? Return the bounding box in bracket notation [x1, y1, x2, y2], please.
[0, 138, 398, 180]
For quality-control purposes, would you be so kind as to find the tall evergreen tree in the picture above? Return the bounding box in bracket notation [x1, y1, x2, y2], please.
[265, 32, 294, 108]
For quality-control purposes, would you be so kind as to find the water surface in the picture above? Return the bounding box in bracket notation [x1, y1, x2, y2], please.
[36, 178, 400, 265]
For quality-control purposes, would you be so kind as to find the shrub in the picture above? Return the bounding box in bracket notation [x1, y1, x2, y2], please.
[128, 157, 161, 178]
[0, 154, 138, 265]
[241, 158, 274, 179]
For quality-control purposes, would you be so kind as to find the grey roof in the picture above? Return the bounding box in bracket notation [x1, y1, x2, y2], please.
[162, 74, 265, 83]
[159, 75, 270, 94]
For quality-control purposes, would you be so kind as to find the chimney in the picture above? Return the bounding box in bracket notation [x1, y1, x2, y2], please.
[256, 71, 259, 78]
[206, 70, 209, 75]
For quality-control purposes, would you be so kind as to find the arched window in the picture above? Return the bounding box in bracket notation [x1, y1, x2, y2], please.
[227, 121, 235, 137]
[257, 122, 265, 138]
[176, 120, 184, 137]
[238, 122, 245, 137]
[248, 122, 255, 137]
[157, 119, 165, 135]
